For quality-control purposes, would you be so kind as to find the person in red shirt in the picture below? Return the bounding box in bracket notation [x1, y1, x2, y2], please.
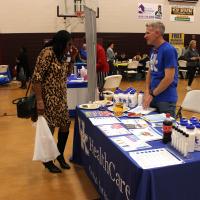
[96, 43, 109, 90]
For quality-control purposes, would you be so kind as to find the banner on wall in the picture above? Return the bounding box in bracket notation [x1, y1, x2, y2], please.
[169, 33, 185, 56]
[170, 5, 195, 22]
[137, 3, 163, 20]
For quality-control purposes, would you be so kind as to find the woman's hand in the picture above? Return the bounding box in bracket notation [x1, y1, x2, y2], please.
[70, 46, 78, 62]
[37, 99, 45, 115]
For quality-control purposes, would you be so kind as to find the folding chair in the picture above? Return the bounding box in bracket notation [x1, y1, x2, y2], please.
[102, 75, 122, 99]
[178, 60, 187, 79]
[176, 90, 200, 119]
[123, 61, 139, 80]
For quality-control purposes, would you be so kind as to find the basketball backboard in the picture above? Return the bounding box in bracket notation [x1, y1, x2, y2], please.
[57, 0, 99, 18]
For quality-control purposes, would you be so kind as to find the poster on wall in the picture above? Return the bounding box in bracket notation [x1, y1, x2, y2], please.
[170, 5, 195, 22]
[169, 33, 185, 56]
[137, 3, 163, 20]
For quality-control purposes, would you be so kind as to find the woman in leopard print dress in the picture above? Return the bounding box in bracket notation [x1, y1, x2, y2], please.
[32, 30, 77, 173]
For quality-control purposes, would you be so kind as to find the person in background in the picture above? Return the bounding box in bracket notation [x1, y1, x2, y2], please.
[138, 53, 149, 78]
[78, 43, 87, 63]
[97, 43, 109, 91]
[184, 40, 200, 91]
[107, 42, 116, 75]
[32, 30, 78, 173]
[133, 52, 141, 61]
[116, 52, 128, 62]
[143, 21, 178, 117]
[16, 47, 30, 89]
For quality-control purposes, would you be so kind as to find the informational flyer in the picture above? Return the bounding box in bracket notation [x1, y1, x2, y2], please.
[170, 5, 195, 22]
[97, 124, 131, 137]
[85, 111, 114, 118]
[137, 3, 163, 20]
[128, 106, 156, 115]
[142, 113, 174, 123]
[110, 135, 151, 151]
[89, 117, 120, 126]
[120, 118, 149, 129]
[129, 127, 162, 142]
[129, 148, 183, 169]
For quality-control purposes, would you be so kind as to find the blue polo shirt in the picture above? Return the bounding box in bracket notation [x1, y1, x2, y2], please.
[149, 42, 178, 103]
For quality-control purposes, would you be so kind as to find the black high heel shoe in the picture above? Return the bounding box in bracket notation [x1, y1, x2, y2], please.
[43, 161, 62, 173]
[57, 155, 71, 169]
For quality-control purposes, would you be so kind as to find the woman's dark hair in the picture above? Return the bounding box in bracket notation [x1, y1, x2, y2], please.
[107, 42, 114, 49]
[45, 30, 71, 61]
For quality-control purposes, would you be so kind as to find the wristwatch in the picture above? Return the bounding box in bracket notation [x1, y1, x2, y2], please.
[149, 90, 155, 98]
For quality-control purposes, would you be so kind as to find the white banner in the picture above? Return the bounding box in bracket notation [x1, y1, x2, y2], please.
[170, 5, 195, 22]
[137, 3, 163, 20]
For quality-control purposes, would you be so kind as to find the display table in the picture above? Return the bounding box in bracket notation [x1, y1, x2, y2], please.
[67, 75, 88, 117]
[71, 107, 200, 200]
[0, 65, 11, 85]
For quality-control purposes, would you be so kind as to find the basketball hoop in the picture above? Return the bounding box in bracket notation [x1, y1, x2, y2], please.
[75, 11, 85, 23]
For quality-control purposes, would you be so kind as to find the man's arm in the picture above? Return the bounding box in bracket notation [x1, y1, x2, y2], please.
[143, 68, 153, 109]
[152, 67, 175, 96]
[143, 67, 175, 109]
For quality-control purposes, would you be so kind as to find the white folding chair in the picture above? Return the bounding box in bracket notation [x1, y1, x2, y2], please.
[102, 75, 122, 99]
[178, 60, 187, 79]
[123, 61, 138, 79]
[103, 75, 122, 90]
[176, 90, 200, 119]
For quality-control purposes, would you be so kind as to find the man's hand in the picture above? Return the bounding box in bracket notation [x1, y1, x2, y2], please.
[37, 100, 45, 115]
[191, 57, 199, 61]
[143, 92, 153, 109]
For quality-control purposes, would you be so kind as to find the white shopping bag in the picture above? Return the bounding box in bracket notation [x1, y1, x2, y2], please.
[33, 116, 60, 162]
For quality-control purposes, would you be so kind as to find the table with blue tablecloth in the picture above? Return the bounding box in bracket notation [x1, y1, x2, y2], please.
[0, 65, 12, 85]
[67, 75, 88, 117]
[71, 107, 200, 200]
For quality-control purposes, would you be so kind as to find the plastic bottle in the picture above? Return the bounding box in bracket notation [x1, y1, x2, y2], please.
[162, 113, 173, 144]
[186, 124, 196, 152]
[128, 89, 138, 108]
[123, 91, 129, 107]
[179, 121, 188, 132]
[118, 90, 124, 103]
[195, 124, 200, 151]
[113, 90, 120, 104]
[73, 65, 77, 76]
[137, 91, 144, 106]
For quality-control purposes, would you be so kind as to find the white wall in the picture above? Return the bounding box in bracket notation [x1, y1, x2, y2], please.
[0, 0, 200, 34]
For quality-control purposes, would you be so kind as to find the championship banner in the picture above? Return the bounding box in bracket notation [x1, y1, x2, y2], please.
[170, 5, 195, 22]
[169, 33, 185, 56]
[138, 3, 163, 20]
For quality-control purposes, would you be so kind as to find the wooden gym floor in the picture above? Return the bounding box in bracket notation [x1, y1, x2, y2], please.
[0, 77, 199, 200]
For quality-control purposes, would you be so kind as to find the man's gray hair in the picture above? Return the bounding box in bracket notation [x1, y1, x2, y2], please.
[146, 21, 165, 35]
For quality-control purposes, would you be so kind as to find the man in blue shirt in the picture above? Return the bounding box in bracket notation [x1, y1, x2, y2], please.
[143, 21, 178, 117]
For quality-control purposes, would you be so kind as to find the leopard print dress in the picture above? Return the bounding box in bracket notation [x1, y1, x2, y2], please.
[32, 47, 72, 128]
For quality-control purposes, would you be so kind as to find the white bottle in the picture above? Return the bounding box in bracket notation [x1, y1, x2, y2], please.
[186, 124, 196, 153]
[179, 121, 188, 132]
[137, 91, 144, 106]
[118, 91, 124, 103]
[113, 91, 119, 104]
[123, 91, 129, 107]
[128, 90, 138, 108]
[195, 124, 200, 151]
[74, 65, 77, 76]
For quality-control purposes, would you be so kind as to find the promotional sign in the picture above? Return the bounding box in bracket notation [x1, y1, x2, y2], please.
[138, 3, 163, 20]
[170, 5, 195, 22]
[169, 33, 185, 56]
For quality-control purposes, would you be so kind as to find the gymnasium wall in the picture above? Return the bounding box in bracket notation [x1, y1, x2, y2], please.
[0, 0, 200, 33]
[0, 0, 200, 72]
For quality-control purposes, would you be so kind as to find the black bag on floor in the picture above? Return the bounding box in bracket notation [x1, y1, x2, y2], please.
[12, 82, 37, 119]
